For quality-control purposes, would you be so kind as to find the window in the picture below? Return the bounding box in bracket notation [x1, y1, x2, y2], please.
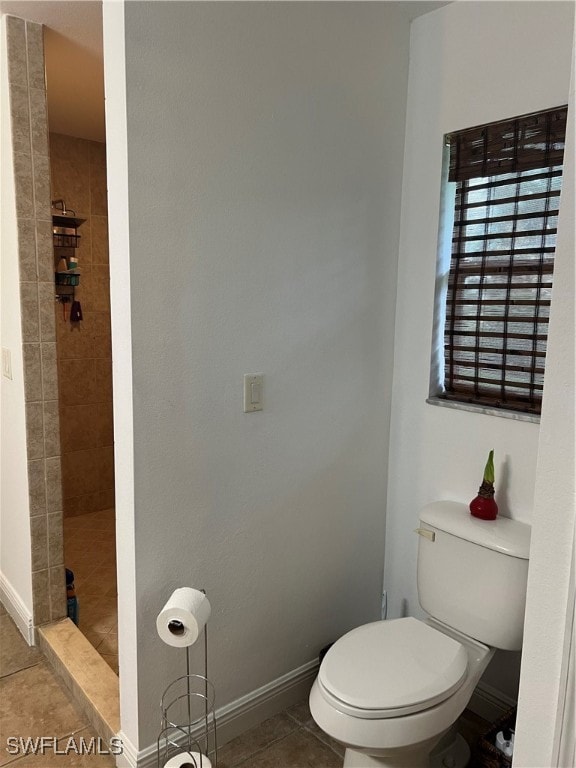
[438, 106, 567, 416]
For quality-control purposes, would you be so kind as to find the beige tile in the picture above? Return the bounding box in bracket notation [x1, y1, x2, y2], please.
[91, 265, 110, 312]
[32, 569, 51, 625]
[60, 405, 99, 453]
[41, 342, 59, 401]
[30, 515, 48, 571]
[0, 662, 87, 766]
[14, 151, 34, 218]
[25, 22, 46, 90]
[61, 449, 100, 498]
[244, 728, 342, 768]
[76, 218, 92, 266]
[0, 613, 41, 678]
[45, 457, 63, 513]
[97, 446, 115, 491]
[10, 83, 31, 155]
[6, 16, 27, 88]
[17, 217, 37, 276]
[50, 565, 67, 620]
[286, 699, 314, 726]
[49, 133, 90, 214]
[28, 459, 46, 515]
[32, 153, 51, 220]
[96, 402, 114, 448]
[43, 399, 61, 458]
[94, 359, 112, 403]
[48, 512, 64, 567]
[20, 282, 40, 342]
[57, 359, 97, 406]
[25, 401, 44, 460]
[39, 281, 56, 341]
[29, 86, 48, 157]
[219, 713, 298, 767]
[91, 217, 108, 265]
[23, 343, 42, 402]
[36, 218, 54, 282]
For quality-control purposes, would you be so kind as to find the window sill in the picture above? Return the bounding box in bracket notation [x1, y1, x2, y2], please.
[426, 397, 540, 424]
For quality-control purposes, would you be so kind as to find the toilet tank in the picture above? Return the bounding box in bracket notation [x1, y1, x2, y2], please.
[417, 501, 531, 651]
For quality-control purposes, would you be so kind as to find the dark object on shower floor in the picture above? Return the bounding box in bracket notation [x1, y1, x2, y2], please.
[65, 568, 79, 626]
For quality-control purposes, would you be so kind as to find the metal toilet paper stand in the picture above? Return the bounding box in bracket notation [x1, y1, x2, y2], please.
[157, 594, 218, 768]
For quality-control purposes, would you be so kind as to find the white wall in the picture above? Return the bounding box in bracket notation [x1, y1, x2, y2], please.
[0, 15, 34, 626]
[117, 1, 411, 749]
[385, 0, 575, 702]
[514, 37, 575, 767]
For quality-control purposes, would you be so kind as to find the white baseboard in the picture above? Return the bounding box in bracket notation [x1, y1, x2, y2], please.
[469, 681, 517, 723]
[0, 571, 35, 645]
[121, 658, 319, 768]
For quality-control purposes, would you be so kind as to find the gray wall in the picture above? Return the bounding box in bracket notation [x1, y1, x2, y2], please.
[122, 2, 411, 746]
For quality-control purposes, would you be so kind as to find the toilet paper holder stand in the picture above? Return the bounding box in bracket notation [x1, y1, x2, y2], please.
[157, 601, 218, 768]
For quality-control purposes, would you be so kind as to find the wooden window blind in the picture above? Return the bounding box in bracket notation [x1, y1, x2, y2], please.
[443, 106, 567, 414]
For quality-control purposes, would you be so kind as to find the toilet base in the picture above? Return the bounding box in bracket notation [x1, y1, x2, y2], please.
[341, 729, 470, 768]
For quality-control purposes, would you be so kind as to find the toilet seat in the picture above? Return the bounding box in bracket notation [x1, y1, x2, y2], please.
[318, 617, 468, 719]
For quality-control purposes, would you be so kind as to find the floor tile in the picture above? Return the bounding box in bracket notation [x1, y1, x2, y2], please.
[0, 615, 41, 678]
[218, 713, 298, 767]
[0, 663, 88, 767]
[240, 727, 342, 768]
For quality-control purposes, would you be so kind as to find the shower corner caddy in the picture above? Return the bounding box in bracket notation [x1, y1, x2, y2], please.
[157, 615, 218, 768]
[52, 200, 85, 304]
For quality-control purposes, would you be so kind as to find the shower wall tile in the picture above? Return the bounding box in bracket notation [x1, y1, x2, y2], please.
[20, 281, 40, 341]
[60, 404, 99, 453]
[8, 16, 66, 630]
[25, 22, 46, 91]
[41, 342, 58, 400]
[91, 217, 109, 264]
[23, 342, 42, 402]
[58, 358, 98, 405]
[25, 401, 44, 460]
[36, 219, 54, 281]
[29, 87, 49, 157]
[49, 565, 66, 620]
[5, 16, 27, 88]
[32, 153, 51, 219]
[28, 459, 47, 516]
[48, 512, 64, 567]
[32, 569, 51, 625]
[45, 457, 63, 513]
[50, 134, 91, 214]
[30, 515, 49, 571]
[14, 151, 34, 217]
[38, 281, 56, 341]
[17, 217, 38, 276]
[9, 83, 31, 154]
[43, 399, 61, 458]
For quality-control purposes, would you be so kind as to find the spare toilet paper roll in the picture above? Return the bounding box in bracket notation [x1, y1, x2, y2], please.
[156, 588, 211, 648]
[164, 751, 212, 768]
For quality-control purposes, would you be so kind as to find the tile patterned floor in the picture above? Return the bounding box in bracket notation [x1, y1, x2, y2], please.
[63, 509, 118, 675]
[2, 601, 490, 767]
[0, 604, 115, 767]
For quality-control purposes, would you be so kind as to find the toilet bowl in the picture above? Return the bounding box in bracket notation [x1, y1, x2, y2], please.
[309, 617, 494, 768]
[309, 501, 531, 768]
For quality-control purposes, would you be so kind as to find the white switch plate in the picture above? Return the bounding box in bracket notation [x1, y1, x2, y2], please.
[244, 374, 263, 412]
[2, 348, 12, 380]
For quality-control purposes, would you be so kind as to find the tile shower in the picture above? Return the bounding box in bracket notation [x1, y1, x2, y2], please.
[49, 132, 118, 674]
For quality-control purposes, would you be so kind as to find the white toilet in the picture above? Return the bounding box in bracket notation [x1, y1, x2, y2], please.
[309, 501, 531, 768]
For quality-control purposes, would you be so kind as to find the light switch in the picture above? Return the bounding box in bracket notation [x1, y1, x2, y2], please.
[2, 348, 12, 380]
[244, 374, 263, 412]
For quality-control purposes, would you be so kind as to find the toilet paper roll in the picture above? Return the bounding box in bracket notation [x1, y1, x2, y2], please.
[156, 588, 211, 648]
[164, 751, 212, 768]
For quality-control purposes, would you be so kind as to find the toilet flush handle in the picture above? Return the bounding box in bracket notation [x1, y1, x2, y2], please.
[414, 528, 436, 542]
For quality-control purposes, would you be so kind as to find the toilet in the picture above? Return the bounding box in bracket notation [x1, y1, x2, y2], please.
[309, 501, 531, 768]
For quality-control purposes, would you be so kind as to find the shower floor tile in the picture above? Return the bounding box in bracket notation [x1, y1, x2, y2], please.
[63, 509, 117, 676]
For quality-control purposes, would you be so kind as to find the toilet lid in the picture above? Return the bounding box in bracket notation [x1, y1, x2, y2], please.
[318, 617, 468, 718]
